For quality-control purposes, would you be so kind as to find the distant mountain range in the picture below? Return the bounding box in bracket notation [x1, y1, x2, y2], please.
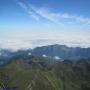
[0, 44, 90, 66]
[31, 44, 90, 60]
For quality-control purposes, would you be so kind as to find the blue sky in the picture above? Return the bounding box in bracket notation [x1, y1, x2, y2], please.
[0, 0, 90, 49]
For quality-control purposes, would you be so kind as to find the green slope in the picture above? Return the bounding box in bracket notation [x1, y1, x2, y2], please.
[0, 56, 90, 90]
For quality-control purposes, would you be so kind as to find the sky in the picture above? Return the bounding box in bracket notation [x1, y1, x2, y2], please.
[0, 0, 90, 50]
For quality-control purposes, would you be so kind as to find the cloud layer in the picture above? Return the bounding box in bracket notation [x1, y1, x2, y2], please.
[0, 31, 90, 50]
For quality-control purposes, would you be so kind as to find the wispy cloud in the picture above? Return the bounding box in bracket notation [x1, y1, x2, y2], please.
[17, 1, 40, 20]
[31, 7, 90, 25]
[17, 1, 90, 25]
[28, 11, 40, 20]
[17, 1, 27, 10]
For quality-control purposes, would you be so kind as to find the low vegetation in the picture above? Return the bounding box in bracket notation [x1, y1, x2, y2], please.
[0, 55, 90, 90]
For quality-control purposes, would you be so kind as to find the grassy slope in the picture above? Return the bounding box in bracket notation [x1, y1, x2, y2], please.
[0, 56, 90, 90]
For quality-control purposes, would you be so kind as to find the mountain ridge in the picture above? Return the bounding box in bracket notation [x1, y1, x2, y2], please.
[0, 55, 90, 90]
[0, 44, 90, 66]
